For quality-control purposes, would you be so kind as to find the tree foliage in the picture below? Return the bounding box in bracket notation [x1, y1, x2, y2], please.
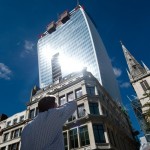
[142, 90, 150, 131]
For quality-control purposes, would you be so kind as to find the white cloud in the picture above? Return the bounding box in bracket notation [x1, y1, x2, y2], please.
[20, 40, 35, 57]
[120, 82, 130, 88]
[113, 67, 122, 78]
[0, 63, 12, 80]
[24, 40, 35, 52]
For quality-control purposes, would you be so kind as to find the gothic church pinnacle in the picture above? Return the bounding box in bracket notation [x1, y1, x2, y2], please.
[120, 42, 147, 80]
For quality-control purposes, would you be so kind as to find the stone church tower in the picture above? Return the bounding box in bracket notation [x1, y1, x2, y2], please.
[121, 42, 150, 109]
[121, 42, 150, 139]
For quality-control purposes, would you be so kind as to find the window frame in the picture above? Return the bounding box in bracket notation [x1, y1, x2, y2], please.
[13, 118, 17, 125]
[77, 104, 85, 118]
[86, 86, 95, 96]
[19, 116, 24, 122]
[89, 102, 99, 115]
[69, 128, 78, 149]
[67, 92, 74, 102]
[3, 132, 9, 142]
[68, 111, 77, 122]
[63, 132, 68, 150]
[35, 107, 39, 116]
[79, 125, 90, 146]
[8, 142, 19, 150]
[29, 108, 35, 119]
[75, 88, 82, 99]
[59, 95, 66, 106]
[1, 147, 6, 150]
[140, 80, 150, 91]
[93, 124, 106, 144]
[7, 121, 11, 127]
[14, 129, 20, 138]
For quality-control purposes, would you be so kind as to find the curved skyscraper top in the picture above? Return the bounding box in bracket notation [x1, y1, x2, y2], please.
[37, 5, 121, 102]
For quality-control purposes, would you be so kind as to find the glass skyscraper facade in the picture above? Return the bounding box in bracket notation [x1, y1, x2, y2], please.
[37, 5, 121, 102]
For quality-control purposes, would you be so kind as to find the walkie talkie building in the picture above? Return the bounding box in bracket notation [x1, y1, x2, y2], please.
[37, 5, 121, 102]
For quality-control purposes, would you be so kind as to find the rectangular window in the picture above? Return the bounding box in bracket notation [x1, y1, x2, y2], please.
[78, 105, 85, 118]
[79, 126, 90, 146]
[13, 119, 17, 125]
[7, 121, 11, 127]
[11, 128, 21, 139]
[75, 88, 82, 99]
[63, 132, 68, 150]
[67, 92, 74, 102]
[93, 124, 106, 143]
[20, 116, 24, 122]
[3, 133, 9, 142]
[14, 129, 20, 138]
[1, 147, 6, 150]
[69, 128, 78, 148]
[68, 111, 76, 122]
[29, 109, 35, 119]
[86, 86, 95, 96]
[59, 96, 66, 105]
[89, 103, 99, 115]
[35, 107, 39, 116]
[8, 142, 19, 150]
[11, 130, 14, 139]
[140, 80, 150, 91]
[20, 128, 22, 136]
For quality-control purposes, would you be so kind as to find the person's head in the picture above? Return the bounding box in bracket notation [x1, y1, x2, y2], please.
[38, 95, 57, 113]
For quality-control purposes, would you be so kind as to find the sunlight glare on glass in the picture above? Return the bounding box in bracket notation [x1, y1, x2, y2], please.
[59, 54, 84, 74]
[41, 46, 53, 61]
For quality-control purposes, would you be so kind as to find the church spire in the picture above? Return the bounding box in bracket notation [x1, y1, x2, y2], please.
[120, 41, 147, 80]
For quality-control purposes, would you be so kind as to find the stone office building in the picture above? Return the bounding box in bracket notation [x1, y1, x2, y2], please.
[0, 70, 139, 150]
[0, 111, 26, 150]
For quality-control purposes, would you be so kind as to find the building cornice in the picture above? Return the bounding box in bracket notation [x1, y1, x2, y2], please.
[1, 119, 31, 132]
[131, 72, 150, 83]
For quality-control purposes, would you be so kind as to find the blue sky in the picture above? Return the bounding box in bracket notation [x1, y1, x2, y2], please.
[0, 0, 150, 136]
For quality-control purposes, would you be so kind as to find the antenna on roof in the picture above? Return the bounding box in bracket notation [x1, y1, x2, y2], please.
[77, 0, 80, 5]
